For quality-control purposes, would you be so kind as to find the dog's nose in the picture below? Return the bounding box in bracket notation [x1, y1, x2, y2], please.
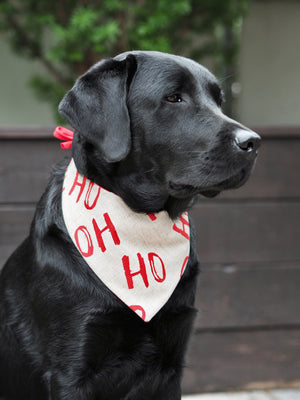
[234, 129, 261, 153]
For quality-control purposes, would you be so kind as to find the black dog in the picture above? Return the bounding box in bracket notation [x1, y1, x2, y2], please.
[0, 51, 260, 399]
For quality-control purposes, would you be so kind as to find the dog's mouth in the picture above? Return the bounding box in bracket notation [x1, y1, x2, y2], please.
[169, 168, 250, 199]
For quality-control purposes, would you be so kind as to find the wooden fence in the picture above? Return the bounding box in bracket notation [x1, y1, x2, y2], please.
[0, 126, 299, 393]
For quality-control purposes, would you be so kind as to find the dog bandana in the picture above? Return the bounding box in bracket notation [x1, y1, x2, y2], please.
[61, 158, 190, 322]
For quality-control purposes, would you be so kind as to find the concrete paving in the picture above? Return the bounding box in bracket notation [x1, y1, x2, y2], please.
[182, 388, 300, 400]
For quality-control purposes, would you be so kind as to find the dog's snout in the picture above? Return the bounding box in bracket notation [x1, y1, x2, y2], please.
[234, 129, 261, 153]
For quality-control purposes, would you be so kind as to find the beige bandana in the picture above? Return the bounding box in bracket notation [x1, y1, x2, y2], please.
[62, 159, 190, 322]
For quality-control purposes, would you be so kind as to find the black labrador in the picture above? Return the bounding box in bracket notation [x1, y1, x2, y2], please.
[0, 51, 260, 400]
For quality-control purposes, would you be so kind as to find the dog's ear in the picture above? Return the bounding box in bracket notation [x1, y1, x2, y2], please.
[59, 54, 137, 163]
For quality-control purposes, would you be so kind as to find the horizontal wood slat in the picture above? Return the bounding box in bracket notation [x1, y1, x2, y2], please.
[195, 262, 300, 330]
[1, 201, 299, 266]
[0, 206, 34, 267]
[0, 140, 69, 203]
[182, 328, 300, 394]
[0, 205, 34, 242]
[191, 201, 300, 263]
[0, 126, 55, 139]
[254, 126, 300, 138]
[1, 136, 300, 203]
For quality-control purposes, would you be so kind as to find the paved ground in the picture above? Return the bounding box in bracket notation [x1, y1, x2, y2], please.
[182, 388, 300, 400]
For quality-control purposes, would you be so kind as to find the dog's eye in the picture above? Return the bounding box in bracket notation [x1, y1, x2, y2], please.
[166, 94, 182, 103]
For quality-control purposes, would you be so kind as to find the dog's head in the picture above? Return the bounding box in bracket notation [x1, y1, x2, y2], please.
[59, 51, 260, 217]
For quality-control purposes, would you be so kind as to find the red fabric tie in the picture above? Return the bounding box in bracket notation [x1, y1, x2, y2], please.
[53, 126, 74, 149]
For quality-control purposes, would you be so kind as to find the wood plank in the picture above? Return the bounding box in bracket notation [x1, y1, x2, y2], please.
[1, 201, 300, 266]
[0, 206, 35, 268]
[1, 136, 300, 203]
[0, 140, 70, 203]
[182, 329, 300, 394]
[191, 201, 300, 263]
[0, 126, 56, 139]
[194, 262, 300, 330]
[254, 126, 300, 138]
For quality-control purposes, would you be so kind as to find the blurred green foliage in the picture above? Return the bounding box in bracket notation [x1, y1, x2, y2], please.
[0, 0, 250, 121]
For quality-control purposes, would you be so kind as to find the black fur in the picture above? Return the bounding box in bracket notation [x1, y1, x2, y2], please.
[0, 51, 260, 399]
